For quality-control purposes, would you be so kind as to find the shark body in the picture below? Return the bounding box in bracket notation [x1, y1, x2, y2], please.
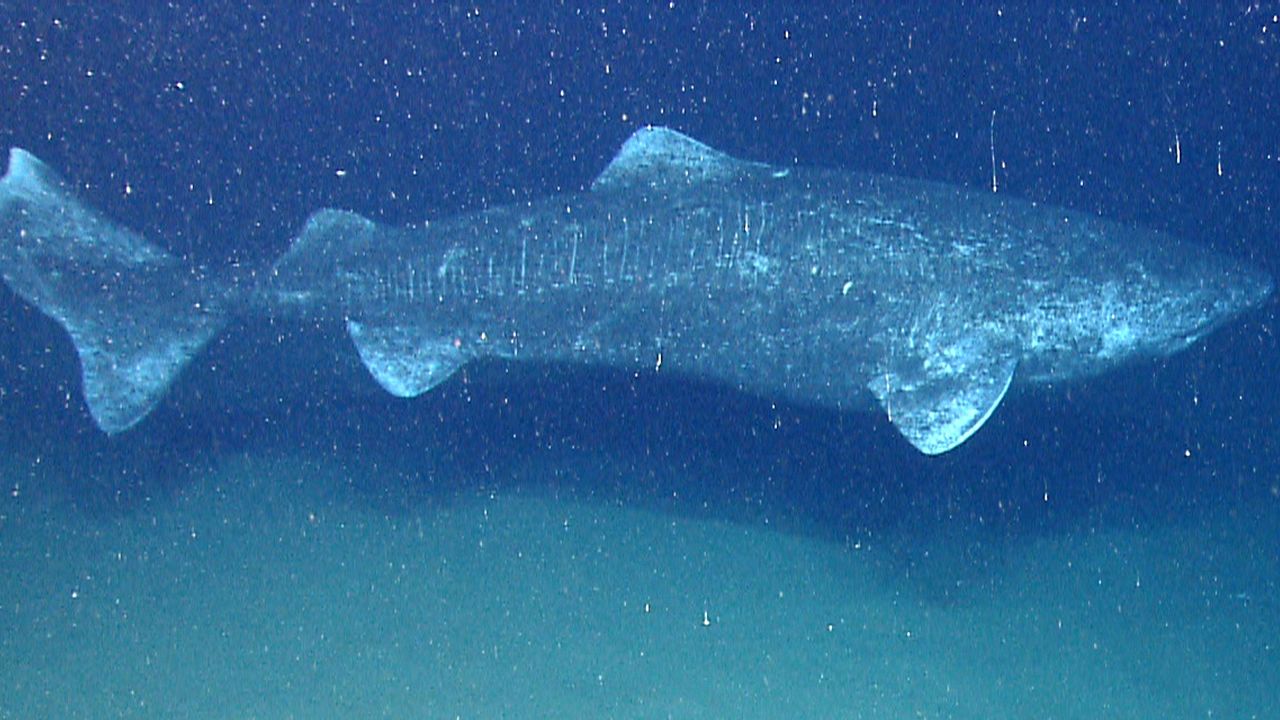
[0, 128, 1271, 453]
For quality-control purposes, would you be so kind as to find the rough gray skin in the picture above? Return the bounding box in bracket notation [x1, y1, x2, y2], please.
[0, 129, 1272, 453]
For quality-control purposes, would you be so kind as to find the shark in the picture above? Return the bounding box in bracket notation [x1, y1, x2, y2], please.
[0, 127, 1271, 454]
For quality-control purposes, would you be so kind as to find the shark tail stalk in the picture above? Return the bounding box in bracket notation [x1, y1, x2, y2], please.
[0, 149, 228, 432]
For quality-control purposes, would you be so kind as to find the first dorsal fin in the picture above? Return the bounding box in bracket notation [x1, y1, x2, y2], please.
[592, 127, 757, 192]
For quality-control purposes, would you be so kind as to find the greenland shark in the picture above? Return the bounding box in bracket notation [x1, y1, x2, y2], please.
[0, 128, 1271, 454]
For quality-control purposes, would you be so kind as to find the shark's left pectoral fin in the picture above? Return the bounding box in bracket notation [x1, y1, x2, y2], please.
[868, 346, 1017, 455]
[346, 320, 465, 397]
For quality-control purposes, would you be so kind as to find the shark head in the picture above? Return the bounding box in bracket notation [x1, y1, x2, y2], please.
[1022, 228, 1273, 382]
[1136, 247, 1274, 355]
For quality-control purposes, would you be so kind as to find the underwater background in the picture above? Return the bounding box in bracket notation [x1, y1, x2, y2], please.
[1, 3, 1278, 718]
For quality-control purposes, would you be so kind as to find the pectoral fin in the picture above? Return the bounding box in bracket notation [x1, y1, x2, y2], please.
[869, 342, 1017, 455]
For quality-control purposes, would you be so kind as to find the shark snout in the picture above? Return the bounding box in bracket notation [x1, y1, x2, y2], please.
[1218, 262, 1274, 319]
[1187, 259, 1273, 344]
[1245, 267, 1275, 309]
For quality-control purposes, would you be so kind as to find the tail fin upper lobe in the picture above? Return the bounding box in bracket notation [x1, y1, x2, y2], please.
[0, 149, 226, 432]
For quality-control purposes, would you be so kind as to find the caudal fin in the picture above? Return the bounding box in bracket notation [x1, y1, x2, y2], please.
[0, 149, 226, 432]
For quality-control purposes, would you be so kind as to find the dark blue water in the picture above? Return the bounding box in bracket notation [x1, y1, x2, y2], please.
[1, 4, 1277, 717]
